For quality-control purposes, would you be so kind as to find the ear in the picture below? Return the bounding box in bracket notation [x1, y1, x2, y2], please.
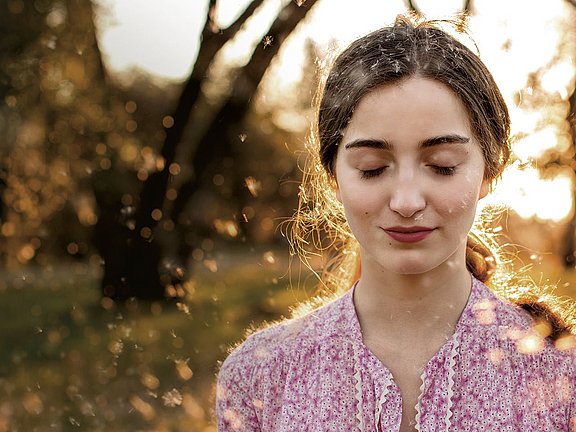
[479, 178, 491, 199]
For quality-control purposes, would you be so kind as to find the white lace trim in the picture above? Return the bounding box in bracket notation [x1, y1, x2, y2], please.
[374, 374, 392, 432]
[353, 343, 365, 432]
[354, 340, 458, 432]
[445, 333, 459, 431]
[414, 369, 427, 431]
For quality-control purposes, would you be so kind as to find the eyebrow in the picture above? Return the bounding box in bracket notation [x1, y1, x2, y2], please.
[343, 134, 470, 150]
[344, 138, 391, 150]
[421, 134, 470, 147]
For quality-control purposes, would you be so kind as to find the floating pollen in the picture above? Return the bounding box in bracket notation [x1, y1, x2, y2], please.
[214, 219, 239, 238]
[263, 251, 276, 265]
[487, 348, 504, 365]
[262, 35, 273, 48]
[203, 259, 218, 273]
[517, 334, 544, 354]
[175, 359, 194, 381]
[245, 176, 262, 197]
[162, 388, 183, 407]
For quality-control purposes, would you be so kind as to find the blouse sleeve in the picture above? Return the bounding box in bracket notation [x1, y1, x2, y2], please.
[216, 352, 261, 432]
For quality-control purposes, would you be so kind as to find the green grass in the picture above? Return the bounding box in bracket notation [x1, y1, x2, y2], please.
[0, 255, 313, 432]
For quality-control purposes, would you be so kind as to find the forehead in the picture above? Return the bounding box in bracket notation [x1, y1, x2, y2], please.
[340, 77, 473, 147]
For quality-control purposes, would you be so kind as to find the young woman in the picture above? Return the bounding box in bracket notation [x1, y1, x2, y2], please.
[216, 15, 576, 431]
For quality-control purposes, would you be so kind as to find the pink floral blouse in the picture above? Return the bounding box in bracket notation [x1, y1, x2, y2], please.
[216, 278, 576, 431]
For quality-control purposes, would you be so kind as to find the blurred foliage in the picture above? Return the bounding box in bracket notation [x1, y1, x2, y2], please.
[0, 1, 318, 426]
[0, 0, 314, 275]
[0, 0, 143, 268]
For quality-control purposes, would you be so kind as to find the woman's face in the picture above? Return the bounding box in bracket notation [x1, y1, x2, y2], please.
[334, 76, 489, 276]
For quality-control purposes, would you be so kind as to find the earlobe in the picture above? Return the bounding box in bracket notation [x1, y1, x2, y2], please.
[335, 183, 342, 203]
[479, 179, 491, 199]
[332, 171, 342, 202]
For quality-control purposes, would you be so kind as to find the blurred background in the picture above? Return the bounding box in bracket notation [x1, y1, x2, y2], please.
[1, 0, 576, 430]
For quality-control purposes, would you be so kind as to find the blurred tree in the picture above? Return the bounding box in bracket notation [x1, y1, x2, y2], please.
[510, 2, 576, 269]
[96, 0, 320, 300]
[561, 1, 576, 267]
[564, 85, 576, 266]
[0, 0, 319, 300]
[0, 0, 125, 268]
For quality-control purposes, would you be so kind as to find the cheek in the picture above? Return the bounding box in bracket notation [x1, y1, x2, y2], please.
[435, 178, 482, 217]
[337, 178, 382, 215]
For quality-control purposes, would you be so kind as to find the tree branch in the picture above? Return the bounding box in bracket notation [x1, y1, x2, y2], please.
[206, 0, 217, 31]
[193, 0, 265, 83]
[131, 0, 268, 237]
[221, 0, 266, 39]
[170, 0, 320, 223]
[405, 0, 475, 16]
[404, 0, 422, 15]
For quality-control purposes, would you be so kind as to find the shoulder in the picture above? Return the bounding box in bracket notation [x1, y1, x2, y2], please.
[471, 278, 543, 331]
[471, 278, 576, 368]
[219, 291, 352, 377]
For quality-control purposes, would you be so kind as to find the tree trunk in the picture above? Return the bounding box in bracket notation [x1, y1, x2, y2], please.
[99, 0, 318, 299]
[171, 0, 319, 225]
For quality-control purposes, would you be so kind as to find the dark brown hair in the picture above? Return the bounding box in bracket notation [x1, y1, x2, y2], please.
[319, 16, 510, 184]
[316, 15, 510, 283]
[290, 15, 574, 339]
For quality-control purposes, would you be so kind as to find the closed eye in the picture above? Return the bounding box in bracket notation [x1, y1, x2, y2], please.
[430, 165, 457, 176]
[360, 167, 386, 179]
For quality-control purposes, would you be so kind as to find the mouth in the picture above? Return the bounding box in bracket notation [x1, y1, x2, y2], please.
[383, 226, 436, 243]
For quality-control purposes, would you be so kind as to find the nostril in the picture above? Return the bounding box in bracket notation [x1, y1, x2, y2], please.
[389, 194, 426, 218]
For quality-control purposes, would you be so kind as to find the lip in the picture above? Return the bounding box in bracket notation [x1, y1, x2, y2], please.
[383, 226, 436, 243]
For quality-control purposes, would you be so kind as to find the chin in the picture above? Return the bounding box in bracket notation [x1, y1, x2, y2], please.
[380, 258, 438, 276]
[381, 251, 464, 277]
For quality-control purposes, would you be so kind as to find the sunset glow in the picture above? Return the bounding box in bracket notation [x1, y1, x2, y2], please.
[96, 0, 576, 222]
[483, 163, 574, 222]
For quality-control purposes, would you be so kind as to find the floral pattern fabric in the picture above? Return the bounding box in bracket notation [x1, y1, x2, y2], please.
[216, 277, 576, 431]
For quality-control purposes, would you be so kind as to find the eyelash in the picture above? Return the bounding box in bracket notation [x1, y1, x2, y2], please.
[431, 166, 457, 176]
[360, 168, 385, 179]
[359, 165, 457, 179]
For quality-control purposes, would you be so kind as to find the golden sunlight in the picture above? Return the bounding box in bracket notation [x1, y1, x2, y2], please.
[541, 61, 575, 99]
[97, 0, 576, 221]
[483, 163, 573, 222]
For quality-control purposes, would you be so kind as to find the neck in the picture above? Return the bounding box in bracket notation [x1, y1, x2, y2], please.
[354, 258, 472, 335]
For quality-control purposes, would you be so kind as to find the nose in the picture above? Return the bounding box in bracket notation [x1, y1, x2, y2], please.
[389, 177, 426, 218]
